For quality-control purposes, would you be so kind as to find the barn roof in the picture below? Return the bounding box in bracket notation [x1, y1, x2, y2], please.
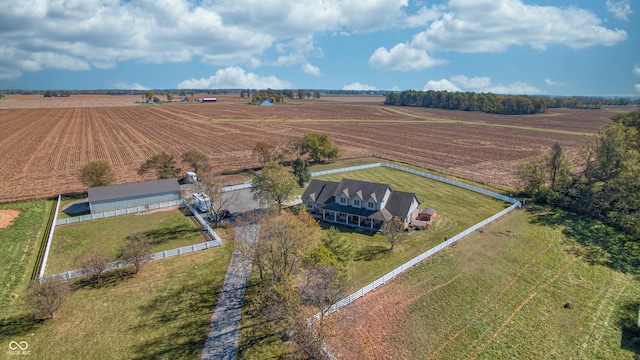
[88, 178, 180, 203]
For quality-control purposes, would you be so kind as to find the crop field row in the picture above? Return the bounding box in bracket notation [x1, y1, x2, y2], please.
[0, 97, 613, 202]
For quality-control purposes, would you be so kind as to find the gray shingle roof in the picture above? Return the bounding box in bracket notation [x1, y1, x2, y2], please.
[302, 178, 419, 221]
[88, 178, 180, 202]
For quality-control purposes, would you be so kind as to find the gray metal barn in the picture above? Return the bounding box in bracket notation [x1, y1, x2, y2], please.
[88, 178, 181, 213]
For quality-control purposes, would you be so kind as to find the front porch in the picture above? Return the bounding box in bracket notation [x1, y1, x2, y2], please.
[310, 208, 384, 230]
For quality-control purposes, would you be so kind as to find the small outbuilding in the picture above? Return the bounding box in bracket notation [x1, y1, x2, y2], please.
[185, 171, 198, 183]
[418, 208, 437, 221]
[199, 97, 217, 102]
[88, 178, 181, 213]
[259, 99, 274, 106]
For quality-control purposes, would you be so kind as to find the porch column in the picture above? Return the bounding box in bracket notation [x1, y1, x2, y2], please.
[345, 214, 348, 225]
[358, 217, 361, 227]
[370, 219, 373, 229]
[322, 209, 325, 220]
[334, 212, 337, 222]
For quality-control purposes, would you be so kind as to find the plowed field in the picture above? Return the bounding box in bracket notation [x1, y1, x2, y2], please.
[0, 95, 617, 202]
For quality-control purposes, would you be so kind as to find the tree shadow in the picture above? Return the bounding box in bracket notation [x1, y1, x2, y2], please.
[129, 276, 222, 359]
[71, 267, 136, 290]
[617, 300, 640, 354]
[0, 313, 43, 338]
[354, 245, 390, 262]
[318, 222, 378, 237]
[527, 205, 640, 275]
[146, 223, 199, 245]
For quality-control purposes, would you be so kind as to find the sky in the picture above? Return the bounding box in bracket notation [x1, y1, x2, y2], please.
[0, 0, 638, 96]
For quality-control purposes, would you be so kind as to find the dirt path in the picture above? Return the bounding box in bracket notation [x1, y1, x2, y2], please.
[201, 224, 258, 360]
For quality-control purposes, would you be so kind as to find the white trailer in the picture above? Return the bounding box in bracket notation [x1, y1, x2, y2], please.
[193, 192, 211, 212]
[185, 171, 198, 183]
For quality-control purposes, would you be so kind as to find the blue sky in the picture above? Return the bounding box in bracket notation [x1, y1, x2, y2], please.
[1, 0, 638, 96]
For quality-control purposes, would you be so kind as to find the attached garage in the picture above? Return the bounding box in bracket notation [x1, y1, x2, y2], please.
[88, 178, 181, 213]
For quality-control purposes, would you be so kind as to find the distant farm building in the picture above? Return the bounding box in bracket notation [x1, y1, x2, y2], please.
[259, 99, 274, 106]
[87, 178, 181, 213]
[198, 98, 217, 103]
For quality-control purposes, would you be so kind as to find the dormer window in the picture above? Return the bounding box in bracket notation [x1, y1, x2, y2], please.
[368, 201, 374, 209]
[340, 197, 346, 204]
[353, 199, 360, 207]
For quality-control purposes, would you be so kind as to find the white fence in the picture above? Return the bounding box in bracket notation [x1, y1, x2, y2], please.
[55, 199, 184, 225]
[38, 195, 62, 280]
[184, 202, 223, 243]
[309, 162, 521, 322]
[42, 240, 222, 281]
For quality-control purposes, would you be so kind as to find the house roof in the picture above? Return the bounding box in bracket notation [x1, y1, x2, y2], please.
[302, 179, 339, 205]
[385, 191, 420, 218]
[334, 178, 389, 202]
[88, 178, 180, 203]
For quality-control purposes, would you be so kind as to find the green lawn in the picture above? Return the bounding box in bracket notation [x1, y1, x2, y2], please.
[314, 166, 508, 288]
[0, 201, 52, 311]
[325, 208, 640, 359]
[46, 209, 207, 274]
[0, 238, 234, 360]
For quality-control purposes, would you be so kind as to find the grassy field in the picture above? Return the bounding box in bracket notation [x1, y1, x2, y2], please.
[237, 165, 510, 357]
[314, 166, 508, 289]
[0, 201, 52, 311]
[0, 237, 234, 360]
[325, 208, 640, 359]
[46, 208, 207, 275]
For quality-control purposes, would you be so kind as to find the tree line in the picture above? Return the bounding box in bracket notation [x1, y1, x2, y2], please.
[385, 90, 639, 115]
[242, 88, 322, 104]
[518, 110, 640, 273]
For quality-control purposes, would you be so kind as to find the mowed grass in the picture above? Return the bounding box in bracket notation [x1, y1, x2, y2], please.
[326, 209, 640, 359]
[314, 166, 508, 289]
[0, 201, 52, 310]
[46, 208, 206, 274]
[0, 238, 234, 360]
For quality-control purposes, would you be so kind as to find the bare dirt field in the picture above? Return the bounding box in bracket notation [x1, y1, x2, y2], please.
[0, 94, 618, 203]
[0, 209, 21, 228]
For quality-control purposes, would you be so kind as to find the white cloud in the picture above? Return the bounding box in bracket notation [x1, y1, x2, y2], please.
[0, 0, 409, 80]
[369, 43, 446, 71]
[404, 5, 444, 28]
[424, 75, 541, 94]
[544, 79, 567, 87]
[342, 82, 377, 91]
[410, 0, 627, 53]
[115, 82, 148, 90]
[606, 0, 632, 21]
[423, 79, 460, 92]
[484, 81, 541, 95]
[177, 67, 291, 89]
[301, 63, 321, 77]
[633, 64, 640, 76]
[450, 75, 491, 89]
[635, 84, 640, 94]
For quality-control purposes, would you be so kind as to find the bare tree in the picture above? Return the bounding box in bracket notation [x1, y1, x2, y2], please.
[118, 232, 152, 273]
[25, 279, 70, 320]
[181, 150, 211, 175]
[254, 211, 320, 281]
[384, 217, 406, 251]
[198, 174, 235, 227]
[77, 250, 109, 285]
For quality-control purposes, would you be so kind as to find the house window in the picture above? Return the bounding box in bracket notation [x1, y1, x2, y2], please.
[353, 199, 360, 207]
[340, 197, 346, 204]
[307, 200, 313, 208]
[368, 201, 374, 209]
